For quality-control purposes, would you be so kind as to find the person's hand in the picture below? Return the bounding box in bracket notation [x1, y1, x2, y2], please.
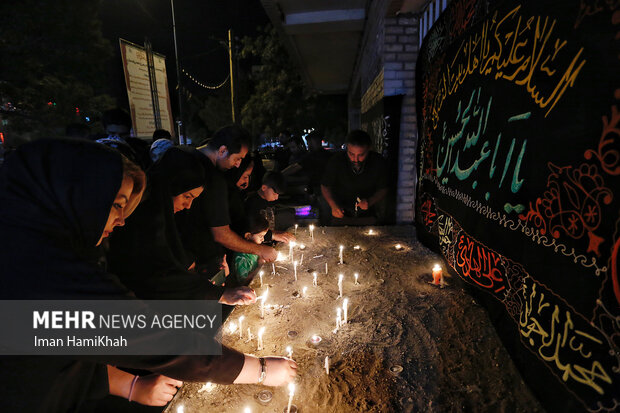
[262, 356, 298, 386]
[220, 254, 230, 276]
[219, 286, 257, 305]
[356, 199, 369, 210]
[131, 374, 182, 406]
[331, 206, 345, 218]
[257, 245, 278, 262]
[273, 231, 296, 243]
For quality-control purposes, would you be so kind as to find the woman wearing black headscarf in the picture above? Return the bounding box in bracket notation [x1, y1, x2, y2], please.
[107, 147, 256, 304]
[0, 139, 296, 412]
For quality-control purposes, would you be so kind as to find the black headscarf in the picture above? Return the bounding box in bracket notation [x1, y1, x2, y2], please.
[107, 146, 225, 299]
[225, 155, 254, 235]
[0, 139, 244, 412]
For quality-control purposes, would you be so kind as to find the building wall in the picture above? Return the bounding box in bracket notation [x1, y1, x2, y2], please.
[351, 5, 419, 224]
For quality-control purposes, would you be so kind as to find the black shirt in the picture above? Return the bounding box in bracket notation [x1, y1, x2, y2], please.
[176, 154, 230, 270]
[321, 150, 388, 211]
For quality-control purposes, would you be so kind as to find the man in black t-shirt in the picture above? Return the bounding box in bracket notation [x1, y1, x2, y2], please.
[320, 130, 388, 225]
[176, 125, 277, 276]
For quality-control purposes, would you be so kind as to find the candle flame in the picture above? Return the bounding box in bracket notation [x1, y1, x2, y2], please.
[177, 406, 184, 413]
[302, 286, 307, 296]
[258, 326, 265, 338]
[288, 382, 295, 396]
[239, 315, 245, 322]
[227, 322, 237, 334]
[290, 241, 297, 247]
[309, 224, 314, 230]
[244, 407, 251, 413]
[395, 244, 402, 249]
[354, 245, 361, 249]
[276, 252, 287, 261]
[433, 264, 441, 271]
[299, 243, 306, 249]
[338, 274, 344, 283]
[368, 229, 374, 235]
[343, 298, 349, 308]
[339, 245, 343, 250]
[259, 270, 264, 276]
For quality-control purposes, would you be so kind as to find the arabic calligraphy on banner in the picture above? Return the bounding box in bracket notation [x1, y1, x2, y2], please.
[415, 0, 619, 411]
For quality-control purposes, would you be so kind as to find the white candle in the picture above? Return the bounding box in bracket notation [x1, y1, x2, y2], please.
[257, 326, 265, 351]
[227, 322, 237, 335]
[286, 345, 293, 359]
[339, 245, 344, 264]
[338, 274, 344, 298]
[354, 245, 361, 250]
[286, 382, 295, 413]
[238, 316, 245, 339]
[336, 307, 342, 330]
[354, 273, 359, 285]
[300, 253, 304, 266]
[343, 298, 349, 324]
[260, 288, 269, 319]
[177, 405, 184, 413]
[246, 327, 252, 342]
[302, 286, 307, 297]
[325, 356, 329, 375]
[325, 262, 328, 275]
[309, 224, 315, 241]
[313, 272, 318, 286]
[294, 260, 298, 281]
[395, 243, 402, 250]
[259, 270, 264, 287]
[368, 229, 374, 235]
[289, 241, 297, 261]
[272, 262, 276, 275]
[294, 224, 298, 235]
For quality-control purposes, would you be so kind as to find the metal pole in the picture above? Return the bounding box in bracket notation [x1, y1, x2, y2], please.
[228, 29, 236, 123]
[171, 0, 184, 143]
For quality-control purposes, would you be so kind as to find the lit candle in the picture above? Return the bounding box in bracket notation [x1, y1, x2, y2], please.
[227, 321, 237, 335]
[325, 356, 330, 375]
[302, 286, 308, 297]
[299, 243, 306, 250]
[395, 244, 402, 250]
[339, 245, 344, 264]
[260, 288, 269, 319]
[338, 273, 344, 298]
[259, 270, 264, 287]
[177, 405, 184, 413]
[343, 298, 349, 324]
[244, 407, 251, 413]
[289, 241, 297, 261]
[198, 382, 215, 393]
[325, 262, 328, 275]
[368, 229, 374, 235]
[293, 260, 298, 281]
[272, 262, 276, 275]
[286, 345, 293, 359]
[354, 272, 359, 285]
[313, 272, 318, 286]
[300, 253, 304, 266]
[238, 316, 245, 339]
[309, 224, 315, 242]
[257, 326, 265, 351]
[310, 334, 321, 344]
[246, 327, 252, 342]
[294, 224, 298, 235]
[353, 245, 361, 250]
[432, 264, 442, 285]
[286, 382, 295, 413]
[336, 307, 342, 331]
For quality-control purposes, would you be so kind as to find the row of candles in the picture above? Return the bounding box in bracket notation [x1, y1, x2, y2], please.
[209, 226, 445, 413]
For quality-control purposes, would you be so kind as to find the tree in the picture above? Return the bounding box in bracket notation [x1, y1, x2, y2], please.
[238, 26, 347, 139]
[0, 0, 114, 141]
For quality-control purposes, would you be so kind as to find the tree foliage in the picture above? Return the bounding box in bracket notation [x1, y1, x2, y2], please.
[0, 0, 114, 140]
[238, 26, 347, 139]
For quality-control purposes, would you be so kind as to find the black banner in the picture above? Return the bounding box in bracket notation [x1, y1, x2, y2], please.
[415, 1, 619, 411]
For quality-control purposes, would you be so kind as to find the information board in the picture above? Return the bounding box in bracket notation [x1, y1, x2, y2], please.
[120, 39, 175, 138]
[415, 1, 619, 411]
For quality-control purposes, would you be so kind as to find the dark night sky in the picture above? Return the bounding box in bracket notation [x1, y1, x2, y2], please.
[98, 0, 269, 105]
